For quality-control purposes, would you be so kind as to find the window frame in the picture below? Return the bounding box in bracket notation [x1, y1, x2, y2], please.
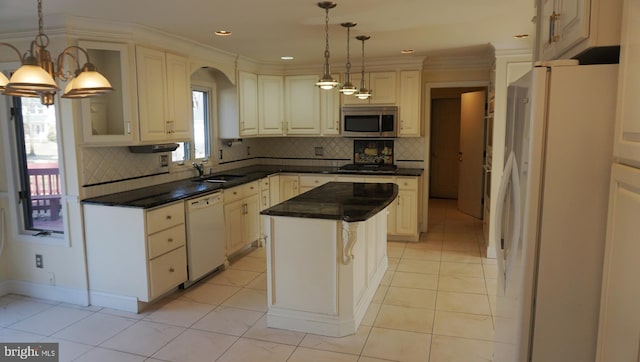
[171, 82, 216, 171]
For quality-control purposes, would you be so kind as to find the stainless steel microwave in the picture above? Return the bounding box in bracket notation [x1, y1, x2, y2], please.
[342, 106, 398, 138]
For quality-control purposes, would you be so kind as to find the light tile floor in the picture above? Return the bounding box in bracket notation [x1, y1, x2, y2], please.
[0, 199, 496, 361]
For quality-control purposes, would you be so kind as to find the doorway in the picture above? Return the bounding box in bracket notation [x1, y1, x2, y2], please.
[429, 87, 486, 218]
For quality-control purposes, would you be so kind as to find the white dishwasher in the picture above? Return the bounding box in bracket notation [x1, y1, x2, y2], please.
[185, 191, 226, 285]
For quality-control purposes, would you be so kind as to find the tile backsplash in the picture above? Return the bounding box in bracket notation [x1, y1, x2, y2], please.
[81, 137, 425, 198]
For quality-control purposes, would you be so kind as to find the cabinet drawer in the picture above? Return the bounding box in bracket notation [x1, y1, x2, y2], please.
[148, 224, 186, 259]
[149, 246, 187, 299]
[146, 202, 185, 234]
[299, 175, 335, 187]
[364, 176, 395, 184]
[224, 186, 244, 203]
[396, 177, 418, 190]
[243, 181, 259, 196]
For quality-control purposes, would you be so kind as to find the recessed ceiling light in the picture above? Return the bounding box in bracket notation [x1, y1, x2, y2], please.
[401, 49, 414, 54]
[215, 30, 232, 36]
[514, 34, 529, 39]
[281, 56, 294, 60]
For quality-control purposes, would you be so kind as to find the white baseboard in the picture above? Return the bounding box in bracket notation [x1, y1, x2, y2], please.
[89, 291, 140, 313]
[486, 245, 497, 259]
[0, 279, 11, 297]
[6, 280, 89, 306]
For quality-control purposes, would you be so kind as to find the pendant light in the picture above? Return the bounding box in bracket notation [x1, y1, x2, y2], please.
[315, 1, 340, 90]
[355, 35, 372, 100]
[338, 22, 357, 95]
[0, 0, 113, 105]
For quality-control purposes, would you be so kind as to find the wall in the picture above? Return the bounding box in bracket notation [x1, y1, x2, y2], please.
[0, 34, 91, 305]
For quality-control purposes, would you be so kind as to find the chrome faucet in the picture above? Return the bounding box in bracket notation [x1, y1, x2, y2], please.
[192, 162, 204, 177]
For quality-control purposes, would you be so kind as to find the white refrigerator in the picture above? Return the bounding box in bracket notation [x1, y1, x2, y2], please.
[493, 61, 618, 362]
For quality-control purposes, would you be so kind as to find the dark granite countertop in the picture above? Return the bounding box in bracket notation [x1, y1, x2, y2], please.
[82, 164, 422, 209]
[260, 182, 399, 222]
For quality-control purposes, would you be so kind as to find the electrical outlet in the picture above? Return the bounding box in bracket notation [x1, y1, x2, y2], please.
[160, 154, 169, 167]
[35, 254, 43, 268]
[218, 149, 223, 160]
[247, 146, 251, 156]
[315, 146, 324, 157]
[48, 272, 55, 286]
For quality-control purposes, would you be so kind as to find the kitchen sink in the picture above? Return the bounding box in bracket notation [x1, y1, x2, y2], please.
[193, 174, 244, 183]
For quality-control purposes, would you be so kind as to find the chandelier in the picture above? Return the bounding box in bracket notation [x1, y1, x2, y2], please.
[0, 0, 113, 106]
[315, 1, 340, 90]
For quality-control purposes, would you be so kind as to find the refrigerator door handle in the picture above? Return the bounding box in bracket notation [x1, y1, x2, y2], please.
[494, 152, 523, 293]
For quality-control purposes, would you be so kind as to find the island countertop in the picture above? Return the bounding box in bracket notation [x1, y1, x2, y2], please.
[260, 181, 398, 222]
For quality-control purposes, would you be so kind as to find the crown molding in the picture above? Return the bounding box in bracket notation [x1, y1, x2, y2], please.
[423, 54, 493, 71]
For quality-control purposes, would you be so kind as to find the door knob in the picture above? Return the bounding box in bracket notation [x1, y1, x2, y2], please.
[458, 152, 463, 161]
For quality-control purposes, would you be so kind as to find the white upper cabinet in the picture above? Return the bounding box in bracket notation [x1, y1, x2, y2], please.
[136, 46, 191, 142]
[343, 71, 397, 105]
[613, 0, 640, 167]
[285, 75, 320, 135]
[258, 75, 284, 135]
[78, 41, 138, 145]
[398, 70, 422, 137]
[537, 0, 622, 60]
[238, 71, 259, 137]
[321, 79, 341, 136]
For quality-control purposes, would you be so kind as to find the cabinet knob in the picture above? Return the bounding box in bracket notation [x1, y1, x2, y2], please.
[166, 215, 172, 220]
[168, 238, 174, 242]
[233, 191, 238, 195]
[169, 267, 175, 273]
[315, 180, 319, 183]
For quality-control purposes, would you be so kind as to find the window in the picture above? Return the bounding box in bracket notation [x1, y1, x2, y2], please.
[12, 96, 64, 235]
[172, 87, 211, 164]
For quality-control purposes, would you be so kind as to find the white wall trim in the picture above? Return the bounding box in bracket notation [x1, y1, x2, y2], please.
[5, 280, 89, 306]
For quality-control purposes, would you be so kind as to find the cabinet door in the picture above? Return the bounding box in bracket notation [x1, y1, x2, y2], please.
[239, 71, 258, 137]
[269, 175, 281, 206]
[369, 71, 397, 104]
[79, 41, 138, 145]
[136, 46, 168, 142]
[596, 164, 640, 361]
[258, 75, 284, 135]
[399, 70, 421, 137]
[285, 75, 320, 135]
[224, 199, 245, 255]
[279, 175, 299, 202]
[395, 190, 417, 236]
[614, 0, 640, 166]
[165, 53, 191, 141]
[244, 193, 261, 245]
[555, 0, 590, 54]
[299, 174, 335, 194]
[321, 76, 341, 135]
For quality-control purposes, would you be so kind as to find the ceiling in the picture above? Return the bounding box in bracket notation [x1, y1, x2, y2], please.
[0, 0, 536, 66]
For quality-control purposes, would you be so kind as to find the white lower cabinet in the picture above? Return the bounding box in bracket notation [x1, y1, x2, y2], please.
[83, 201, 187, 311]
[224, 181, 260, 256]
[299, 174, 335, 194]
[279, 175, 300, 202]
[596, 163, 640, 361]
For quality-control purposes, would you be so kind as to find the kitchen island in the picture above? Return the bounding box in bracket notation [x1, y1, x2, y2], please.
[260, 181, 398, 337]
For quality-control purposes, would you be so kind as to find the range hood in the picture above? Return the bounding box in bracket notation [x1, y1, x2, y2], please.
[128, 143, 179, 153]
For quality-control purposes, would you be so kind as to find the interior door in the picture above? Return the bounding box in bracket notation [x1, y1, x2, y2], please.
[458, 90, 486, 218]
[429, 98, 461, 198]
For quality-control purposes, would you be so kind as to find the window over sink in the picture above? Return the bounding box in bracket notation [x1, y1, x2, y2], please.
[172, 86, 212, 164]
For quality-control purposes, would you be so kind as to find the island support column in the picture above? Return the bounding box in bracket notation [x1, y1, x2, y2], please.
[264, 208, 388, 337]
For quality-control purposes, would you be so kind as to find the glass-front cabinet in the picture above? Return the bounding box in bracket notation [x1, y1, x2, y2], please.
[78, 40, 138, 145]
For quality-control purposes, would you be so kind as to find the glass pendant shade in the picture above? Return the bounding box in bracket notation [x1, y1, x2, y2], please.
[6, 62, 59, 92]
[62, 63, 113, 98]
[339, 81, 357, 95]
[0, 72, 8, 90]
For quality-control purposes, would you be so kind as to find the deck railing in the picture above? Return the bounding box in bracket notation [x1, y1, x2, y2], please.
[28, 167, 61, 221]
